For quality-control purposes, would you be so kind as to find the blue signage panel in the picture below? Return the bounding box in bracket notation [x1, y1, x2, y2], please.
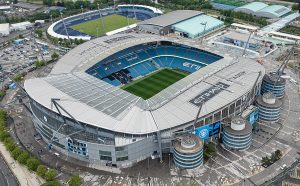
[195, 122, 221, 140]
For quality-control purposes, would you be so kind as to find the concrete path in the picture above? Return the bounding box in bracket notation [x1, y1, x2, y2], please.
[0, 143, 44, 186]
[259, 12, 300, 34]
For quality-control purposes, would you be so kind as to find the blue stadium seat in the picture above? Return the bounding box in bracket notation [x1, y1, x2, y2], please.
[85, 44, 222, 86]
[103, 78, 121, 86]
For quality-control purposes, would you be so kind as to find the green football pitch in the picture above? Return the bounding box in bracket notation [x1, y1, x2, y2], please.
[70, 14, 138, 36]
[122, 69, 188, 100]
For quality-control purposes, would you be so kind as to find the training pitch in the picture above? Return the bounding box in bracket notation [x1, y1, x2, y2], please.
[70, 14, 138, 36]
[122, 69, 188, 100]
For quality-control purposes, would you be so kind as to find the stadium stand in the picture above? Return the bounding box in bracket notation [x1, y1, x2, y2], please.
[86, 42, 222, 86]
[48, 5, 162, 40]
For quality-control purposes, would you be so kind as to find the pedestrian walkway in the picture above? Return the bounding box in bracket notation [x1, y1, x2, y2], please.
[0, 143, 44, 186]
[259, 12, 300, 35]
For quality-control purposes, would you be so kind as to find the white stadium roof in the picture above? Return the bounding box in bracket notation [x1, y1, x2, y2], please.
[25, 34, 265, 134]
[118, 4, 163, 15]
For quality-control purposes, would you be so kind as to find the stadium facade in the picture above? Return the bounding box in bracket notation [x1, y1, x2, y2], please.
[25, 34, 265, 168]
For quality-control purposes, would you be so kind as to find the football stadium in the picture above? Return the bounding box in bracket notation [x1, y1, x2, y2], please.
[25, 33, 265, 168]
[47, 4, 162, 40]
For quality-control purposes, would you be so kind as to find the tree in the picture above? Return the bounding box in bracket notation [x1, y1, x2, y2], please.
[204, 142, 216, 160]
[11, 147, 22, 160]
[292, 3, 299, 11]
[0, 130, 10, 141]
[0, 90, 5, 97]
[43, 0, 54, 6]
[68, 175, 81, 186]
[41, 181, 61, 186]
[274, 150, 282, 160]
[261, 156, 272, 167]
[45, 169, 57, 181]
[35, 60, 46, 68]
[17, 151, 30, 164]
[5, 139, 16, 152]
[35, 29, 43, 38]
[26, 157, 40, 171]
[13, 74, 23, 82]
[51, 52, 59, 60]
[37, 165, 47, 177]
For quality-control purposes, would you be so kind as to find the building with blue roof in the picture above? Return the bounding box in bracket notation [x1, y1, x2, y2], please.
[235, 2, 291, 19]
[172, 14, 224, 38]
[138, 10, 224, 37]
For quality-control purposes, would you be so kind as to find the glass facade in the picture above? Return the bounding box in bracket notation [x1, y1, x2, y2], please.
[257, 105, 281, 121]
[173, 149, 203, 169]
[222, 127, 252, 150]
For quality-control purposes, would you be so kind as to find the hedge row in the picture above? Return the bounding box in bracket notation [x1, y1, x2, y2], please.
[0, 110, 60, 186]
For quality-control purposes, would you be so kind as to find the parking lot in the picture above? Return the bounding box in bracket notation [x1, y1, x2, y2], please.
[0, 37, 54, 89]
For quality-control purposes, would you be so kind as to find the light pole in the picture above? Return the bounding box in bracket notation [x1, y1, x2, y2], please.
[50, 14, 53, 25]
[81, 5, 84, 20]
[60, 12, 70, 44]
[97, 3, 105, 34]
[130, 0, 137, 19]
[168, 153, 171, 168]
[200, 22, 207, 44]
[242, 31, 253, 56]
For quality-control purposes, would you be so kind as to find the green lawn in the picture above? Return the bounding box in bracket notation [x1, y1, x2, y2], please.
[70, 14, 138, 36]
[122, 69, 188, 100]
[280, 25, 300, 36]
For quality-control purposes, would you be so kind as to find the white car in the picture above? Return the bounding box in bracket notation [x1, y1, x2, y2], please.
[289, 78, 297, 84]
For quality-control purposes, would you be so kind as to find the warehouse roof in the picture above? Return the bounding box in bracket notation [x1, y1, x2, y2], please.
[258, 5, 291, 18]
[237, 2, 268, 13]
[172, 14, 224, 37]
[236, 2, 268, 12]
[235, 2, 291, 18]
[138, 10, 202, 27]
[224, 31, 258, 44]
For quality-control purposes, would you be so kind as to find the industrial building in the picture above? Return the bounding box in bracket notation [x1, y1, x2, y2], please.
[10, 21, 33, 31]
[234, 2, 291, 19]
[172, 14, 224, 38]
[223, 31, 260, 51]
[0, 23, 9, 36]
[138, 10, 224, 38]
[25, 34, 264, 168]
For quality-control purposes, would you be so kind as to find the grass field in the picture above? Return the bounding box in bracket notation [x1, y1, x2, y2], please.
[122, 69, 188, 100]
[70, 14, 138, 36]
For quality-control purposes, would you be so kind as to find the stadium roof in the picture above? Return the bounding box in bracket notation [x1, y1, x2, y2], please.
[138, 10, 202, 27]
[172, 14, 224, 38]
[234, 2, 291, 18]
[25, 34, 265, 135]
[118, 4, 163, 14]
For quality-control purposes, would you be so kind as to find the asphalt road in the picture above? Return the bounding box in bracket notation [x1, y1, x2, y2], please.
[0, 154, 19, 186]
